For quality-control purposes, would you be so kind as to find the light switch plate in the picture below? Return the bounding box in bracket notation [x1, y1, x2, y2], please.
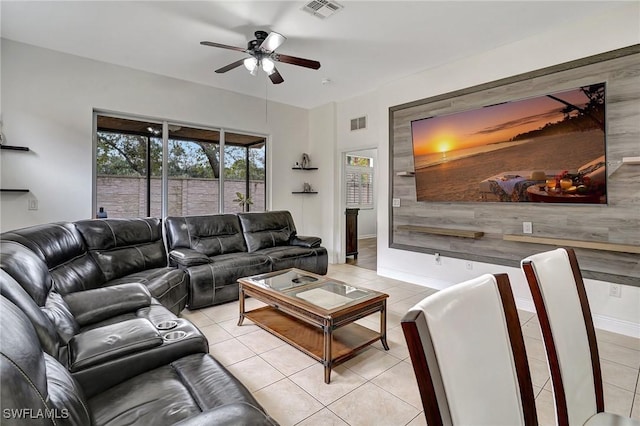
[392, 198, 401, 208]
[523, 222, 533, 234]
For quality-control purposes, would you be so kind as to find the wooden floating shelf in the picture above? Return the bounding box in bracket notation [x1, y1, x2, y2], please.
[397, 225, 484, 239]
[396, 171, 415, 177]
[503, 234, 640, 254]
[0, 145, 30, 151]
[292, 191, 318, 194]
[1, 189, 29, 193]
[292, 167, 318, 170]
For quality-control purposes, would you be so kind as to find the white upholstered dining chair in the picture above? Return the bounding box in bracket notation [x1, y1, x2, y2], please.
[401, 273, 537, 426]
[521, 248, 640, 426]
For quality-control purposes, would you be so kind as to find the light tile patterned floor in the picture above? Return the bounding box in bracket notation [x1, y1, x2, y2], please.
[181, 263, 640, 426]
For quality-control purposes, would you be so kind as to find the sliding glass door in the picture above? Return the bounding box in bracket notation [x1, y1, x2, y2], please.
[95, 114, 267, 218]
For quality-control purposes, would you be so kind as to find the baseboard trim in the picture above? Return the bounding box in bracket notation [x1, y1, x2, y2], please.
[593, 314, 640, 338]
[515, 297, 640, 338]
[358, 234, 376, 240]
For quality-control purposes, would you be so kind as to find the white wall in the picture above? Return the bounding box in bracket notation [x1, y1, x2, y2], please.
[308, 102, 337, 262]
[328, 3, 640, 336]
[0, 40, 325, 246]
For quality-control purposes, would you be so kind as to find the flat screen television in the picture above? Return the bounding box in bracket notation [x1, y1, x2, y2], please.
[410, 83, 606, 204]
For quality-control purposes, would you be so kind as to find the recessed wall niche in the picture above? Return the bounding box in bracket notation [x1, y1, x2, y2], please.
[389, 45, 640, 286]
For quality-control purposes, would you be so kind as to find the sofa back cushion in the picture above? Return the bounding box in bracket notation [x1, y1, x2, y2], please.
[0, 269, 60, 357]
[1, 241, 81, 343]
[1, 240, 54, 306]
[0, 222, 104, 293]
[0, 297, 91, 425]
[165, 214, 247, 256]
[74, 218, 168, 282]
[238, 211, 297, 253]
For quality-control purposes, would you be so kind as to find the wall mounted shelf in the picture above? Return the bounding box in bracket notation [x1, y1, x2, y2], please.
[397, 225, 484, 239]
[1, 145, 30, 151]
[292, 167, 318, 170]
[503, 234, 640, 254]
[1, 189, 30, 193]
[292, 191, 318, 194]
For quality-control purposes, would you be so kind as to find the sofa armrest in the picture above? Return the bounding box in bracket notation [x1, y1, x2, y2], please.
[173, 403, 278, 426]
[68, 318, 163, 372]
[169, 248, 211, 267]
[63, 283, 151, 326]
[290, 235, 322, 248]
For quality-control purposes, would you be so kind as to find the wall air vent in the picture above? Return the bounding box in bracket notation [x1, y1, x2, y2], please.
[302, 0, 343, 19]
[350, 116, 367, 131]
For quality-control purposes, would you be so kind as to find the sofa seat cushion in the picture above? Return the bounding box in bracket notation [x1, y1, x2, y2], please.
[107, 267, 188, 315]
[258, 246, 329, 273]
[185, 253, 271, 309]
[88, 353, 263, 426]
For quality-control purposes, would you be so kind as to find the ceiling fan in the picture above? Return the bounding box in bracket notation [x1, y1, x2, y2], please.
[200, 30, 321, 84]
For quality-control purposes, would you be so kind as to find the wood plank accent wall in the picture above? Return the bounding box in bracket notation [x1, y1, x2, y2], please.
[389, 46, 640, 286]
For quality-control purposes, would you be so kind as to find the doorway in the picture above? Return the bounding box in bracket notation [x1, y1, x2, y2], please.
[343, 148, 377, 271]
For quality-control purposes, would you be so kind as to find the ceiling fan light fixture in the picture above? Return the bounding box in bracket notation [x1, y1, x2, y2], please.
[262, 58, 275, 74]
[243, 57, 258, 72]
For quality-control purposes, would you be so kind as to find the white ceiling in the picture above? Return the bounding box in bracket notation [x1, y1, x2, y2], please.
[1, 1, 631, 109]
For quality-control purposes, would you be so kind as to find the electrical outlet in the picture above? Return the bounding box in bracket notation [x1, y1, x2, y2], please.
[523, 222, 533, 234]
[434, 252, 441, 265]
[392, 198, 401, 208]
[28, 199, 38, 211]
[609, 284, 622, 298]
[465, 261, 473, 270]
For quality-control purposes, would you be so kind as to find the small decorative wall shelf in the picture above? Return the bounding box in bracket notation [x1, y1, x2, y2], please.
[1, 145, 30, 151]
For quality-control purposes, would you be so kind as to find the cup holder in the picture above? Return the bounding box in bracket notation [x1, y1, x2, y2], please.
[156, 320, 178, 331]
[163, 331, 187, 341]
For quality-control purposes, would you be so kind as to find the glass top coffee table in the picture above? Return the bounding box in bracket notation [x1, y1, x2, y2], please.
[238, 268, 389, 383]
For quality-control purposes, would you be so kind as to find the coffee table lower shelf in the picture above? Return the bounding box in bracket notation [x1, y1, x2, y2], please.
[245, 306, 381, 369]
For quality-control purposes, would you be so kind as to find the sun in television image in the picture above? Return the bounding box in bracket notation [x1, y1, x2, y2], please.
[410, 83, 607, 204]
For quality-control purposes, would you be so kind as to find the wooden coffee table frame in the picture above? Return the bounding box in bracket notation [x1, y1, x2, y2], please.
[238, 269, 389, 383]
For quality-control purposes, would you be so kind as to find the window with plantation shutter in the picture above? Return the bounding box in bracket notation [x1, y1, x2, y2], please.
[345, 155, 373, 209]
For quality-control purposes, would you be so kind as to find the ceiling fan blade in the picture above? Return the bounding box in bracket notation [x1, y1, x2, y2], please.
[273, 53, 321, 70]
[269, 68, 284, 84]
[215, 59, 246, 74]
[200, 41, 247, 52]
[260, 31, 286, 53]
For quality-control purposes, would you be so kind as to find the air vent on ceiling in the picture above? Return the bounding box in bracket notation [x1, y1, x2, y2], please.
[302, 0, 343, 19]
[350, 116, 367, 131]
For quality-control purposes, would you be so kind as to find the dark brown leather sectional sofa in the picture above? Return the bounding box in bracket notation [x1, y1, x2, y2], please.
[0, 211, 323, 425]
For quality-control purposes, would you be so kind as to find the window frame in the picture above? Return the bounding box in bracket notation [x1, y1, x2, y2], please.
[93, 111, 268, 218]
[345, 155, 374, 209]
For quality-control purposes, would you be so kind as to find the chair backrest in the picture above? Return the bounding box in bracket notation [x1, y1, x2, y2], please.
[401, 273, 537, 426]
[521, 248, 602, 426]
